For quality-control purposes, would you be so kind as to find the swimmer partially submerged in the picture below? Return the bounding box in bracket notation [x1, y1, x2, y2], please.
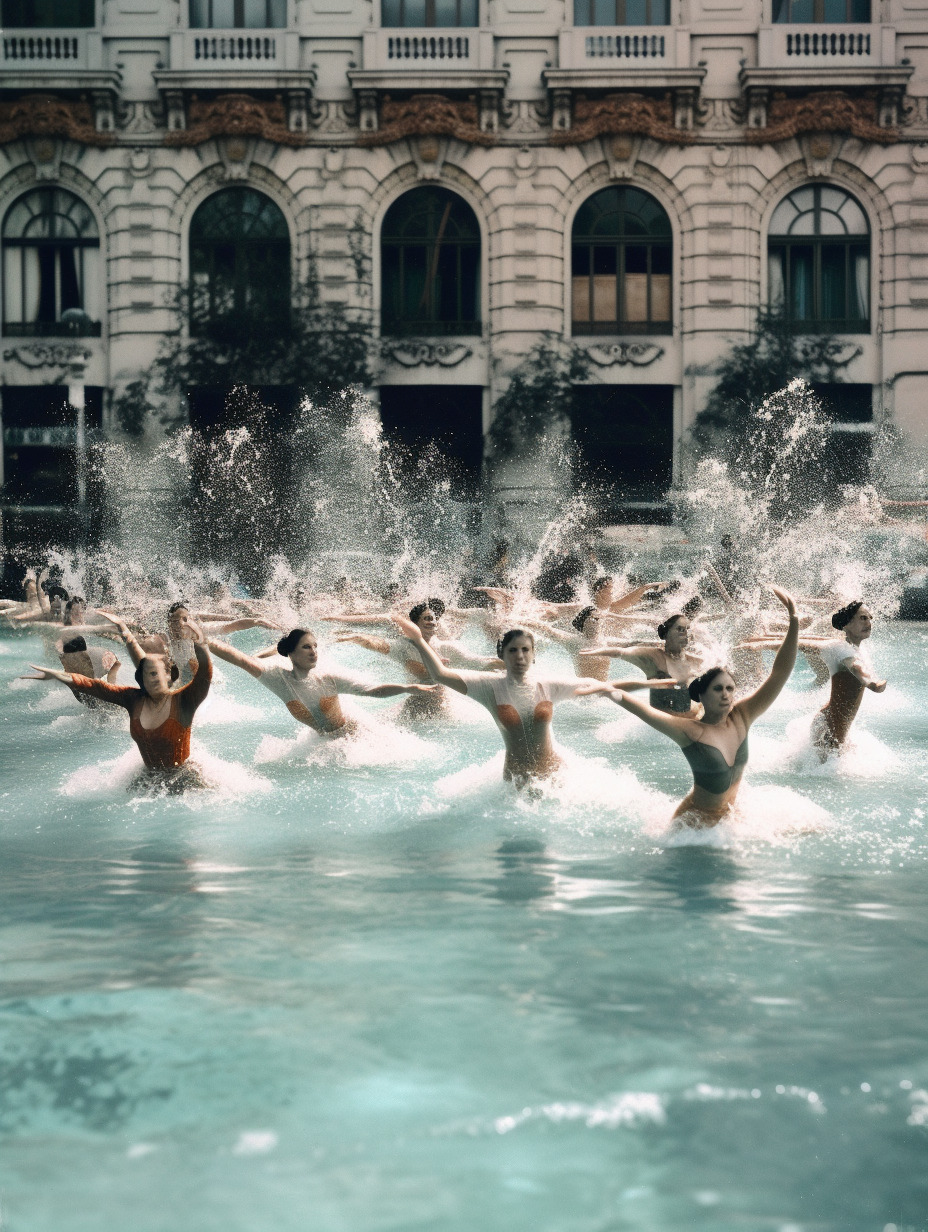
[579, 587, 799, 828]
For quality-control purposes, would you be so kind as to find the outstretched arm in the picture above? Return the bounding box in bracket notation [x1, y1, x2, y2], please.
[97, 612, 147, 667]
[207, 637, 266, 679]
[736, 588, 799, 725]
[576, 681, 693, 745]
[333, 633, 391, 656]
[609, 582, 667, 614]
[207, 616, 282, 635]
[844, 655, 887, 692]
[391, 615, 468, 694]
[578, 645, 655, 671]
[363, 683, 439, 699]
[320, 612, 393, 628]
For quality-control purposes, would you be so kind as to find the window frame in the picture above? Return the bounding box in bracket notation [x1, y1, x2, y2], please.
[767, 184, 871, 335]
[380, 0, 479, 27]
[772, 0, 870, 23]
[573, 0, 670, 26]
[2, 188, 102, 338]
[380, 188, 482, 338]
[187, 187, 292, 337]
[188, 0, 287, 29]
[570, 186, 673, 337]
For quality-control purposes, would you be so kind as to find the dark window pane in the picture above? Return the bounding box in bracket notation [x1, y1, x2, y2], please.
[849, 0, 869, 18]
[573, 245, 591, 276]
[625, 0, 647, 23]
[382, 0, 402, 20]
[59, 246, 80, 313]
[624, 245, 648, 274]
[459, 246, 479, 322]
[37, 248, 56, 322]
[574, 0, 593, 21]
[772, 0, 790, 19]
[651, 244, 671, 275]
[650, 0, 669, 21]
[820, 244, 848, 320]
[434, 0, 458, 23]
[593, 246, 617, 275]
[189, 0, 209, 24]
[822, 0, 846, 21]
[788, 245, 814, 319]
[789, 0, 813, 18]
[458, 0, 478, 23]
[403, 0, 426, 23]
[2, 0, 94, 26]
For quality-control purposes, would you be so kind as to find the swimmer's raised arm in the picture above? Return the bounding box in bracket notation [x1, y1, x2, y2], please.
[320, 612, 393, 627]
[391, 615, 468, 694]
[608, 582, 668, 613]
[98, 611, 146, 667]
[20, 663, 74, 684]
[206, 616, 282, 635]
[207, 638, 266, 679]
[735, 587, 799, 724]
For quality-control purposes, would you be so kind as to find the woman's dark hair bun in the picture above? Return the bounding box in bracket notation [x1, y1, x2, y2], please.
[572, 606, 596, 632]
[657, 613, 685, 640]
[62, 636, 87, 653]
[277, 628, 310, 657]
[408, 598, 445, 624]
[688, 665, 727, 702]
[831, 600, 864, 630]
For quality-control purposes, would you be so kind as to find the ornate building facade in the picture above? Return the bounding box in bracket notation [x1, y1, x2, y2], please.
[1, 0, 926, 537]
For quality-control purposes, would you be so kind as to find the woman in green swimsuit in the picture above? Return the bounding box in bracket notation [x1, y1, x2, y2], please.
[579, 588, 799, 828]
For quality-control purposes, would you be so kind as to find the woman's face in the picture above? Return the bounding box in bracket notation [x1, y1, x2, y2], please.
[503, 635, 534, 675]
[168, 606, 189, 638]
[65, 600, 86, 626]
[289, 633, 318, 671]
[593, 580, 614, 607]
[665, 617, 690, 654]
[142, 657, 171, 698]
[845, 605, 873, 641]
[416, 608, 439, 637]
[700, 670, 736, 719]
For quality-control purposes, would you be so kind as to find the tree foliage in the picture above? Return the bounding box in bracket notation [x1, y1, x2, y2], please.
[488, 337, 591, 458]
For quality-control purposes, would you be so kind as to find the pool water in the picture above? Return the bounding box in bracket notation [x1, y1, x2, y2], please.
[1, 623, 927, 1232]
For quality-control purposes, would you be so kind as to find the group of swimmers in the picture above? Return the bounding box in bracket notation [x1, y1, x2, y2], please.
[2, 562, 887, 826]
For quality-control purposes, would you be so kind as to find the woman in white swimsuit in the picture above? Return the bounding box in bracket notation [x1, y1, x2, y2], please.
[391, 616, 672, 785]
[208, 627, 435, 737]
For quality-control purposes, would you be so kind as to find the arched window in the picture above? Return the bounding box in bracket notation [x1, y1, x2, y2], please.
[189, 188, 290, 335]
[381, 187, 480, 336]
[2, 189, 101, 337]
[571, 186, 672, 335]
[768, 185, 870, 332]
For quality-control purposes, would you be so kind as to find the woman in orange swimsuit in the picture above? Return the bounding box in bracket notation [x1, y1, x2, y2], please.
[22, 623, 213, 791]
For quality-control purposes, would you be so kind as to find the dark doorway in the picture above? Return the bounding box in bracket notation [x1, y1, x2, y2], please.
[378, 385, 484, 493]
[811, 383, 873, 490]
[571, 384, 674, 516]
[186, 385, 301, 583]
[2, 384, 104, 549]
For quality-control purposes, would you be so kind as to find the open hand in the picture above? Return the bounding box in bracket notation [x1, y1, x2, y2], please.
[869, 679, 887, 693]
[770, 586, 797, 619]
[575, 681, 620, 697]
[391, 614, 422, 641]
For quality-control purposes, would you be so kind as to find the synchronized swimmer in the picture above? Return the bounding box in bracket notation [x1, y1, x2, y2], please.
[5, 560, 890, 828]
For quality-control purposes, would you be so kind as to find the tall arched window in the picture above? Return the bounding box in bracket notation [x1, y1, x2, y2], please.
[189, 187, 290, 335]
[2, 189, 100, 337]
[768, 185, 870, 332]
[571, 186, 672, 335]
[381, 187, 480, 336]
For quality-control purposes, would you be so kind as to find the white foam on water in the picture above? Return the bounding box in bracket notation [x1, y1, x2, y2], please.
[492, 1091, 666, 1135]
[774, 714, 902, 779]
[253, 705, 438, 769]
[653, 782, 831, 849]
[59, 741, 270, 806]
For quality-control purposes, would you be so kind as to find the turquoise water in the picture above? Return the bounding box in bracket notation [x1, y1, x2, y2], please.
[1, 623, 927, 1232]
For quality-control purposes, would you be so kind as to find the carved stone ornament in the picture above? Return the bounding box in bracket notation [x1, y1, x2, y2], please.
[164, 93, 307, 147]
[550, 92, 697, 147]
[585, 341, 665, 367]
[744, 90, 894, 145]
[0, 94, 115, 147]
[3, 343, 92, 370]
[358, 94, 494, 148]
[382, 340, 474, 367]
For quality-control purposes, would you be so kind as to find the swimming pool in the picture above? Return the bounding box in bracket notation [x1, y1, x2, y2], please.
[1, 621, 926, 1231]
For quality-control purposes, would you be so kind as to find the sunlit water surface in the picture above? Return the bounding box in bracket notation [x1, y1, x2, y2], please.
[1, 624, 927, 1232]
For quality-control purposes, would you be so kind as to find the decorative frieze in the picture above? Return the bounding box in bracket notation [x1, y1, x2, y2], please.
[358, 93, 495, 147]
[550, 92, 698, 146]
[0, 93, 115, 146]
[744, 89, 895, 144]
[164, 93, 307, 147]
[584, 342, 665, 366]
[382, 341, 475, 367]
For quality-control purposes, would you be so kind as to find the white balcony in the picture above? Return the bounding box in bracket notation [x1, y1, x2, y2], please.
[1, 29, 102, 71]
[167, 29, 300, 71]
[558, 26, 682, 70]
[756, 23, 895, 69]
[361, 27, 494, 74]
